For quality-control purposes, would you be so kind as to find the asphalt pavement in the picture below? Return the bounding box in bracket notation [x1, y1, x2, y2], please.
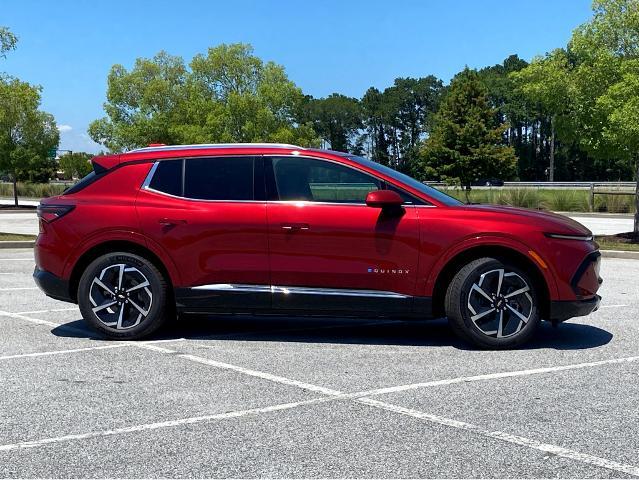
[0, 249, 638, 477]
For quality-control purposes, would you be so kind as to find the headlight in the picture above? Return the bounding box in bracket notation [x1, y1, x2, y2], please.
[545, 233, 594, 241]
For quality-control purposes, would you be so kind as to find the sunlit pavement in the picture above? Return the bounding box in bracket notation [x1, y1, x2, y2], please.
[0, 249, 638, 477]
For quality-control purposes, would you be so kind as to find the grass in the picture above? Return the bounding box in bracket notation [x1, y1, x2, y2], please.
[0, 181, 636, 214]
[0, 232, 37, 241]
[0, 182, 69, 198]
[595, 232, 639, 252]
[443, 187, 635, 214]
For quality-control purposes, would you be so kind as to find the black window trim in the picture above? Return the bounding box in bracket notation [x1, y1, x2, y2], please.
[263, 154, 429, 206]
[141, 155, 263, 203]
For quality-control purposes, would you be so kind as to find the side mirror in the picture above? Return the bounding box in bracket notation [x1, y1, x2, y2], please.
[365, 190, 404, 208]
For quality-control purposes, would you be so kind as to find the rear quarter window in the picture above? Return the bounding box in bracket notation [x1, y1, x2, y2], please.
[148, 159, 183, 197]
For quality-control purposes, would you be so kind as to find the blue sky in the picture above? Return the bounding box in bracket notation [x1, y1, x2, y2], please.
[3, 0, 593, 153]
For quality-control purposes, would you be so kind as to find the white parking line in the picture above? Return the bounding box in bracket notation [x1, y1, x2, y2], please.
[0, 258, 33, 261]
[2, 343, 638, 476]
[357, 397, 639, 477]
[599, 304, 629, 308]
[0, 398, 328, 453]
[0, 287, 38, 291]
[0, 310, 67, 329]
[347, 354, 639, 398]
[178, 353, 341, 396]
[14, 307, 78, 315]
[0, 344, 130, 361]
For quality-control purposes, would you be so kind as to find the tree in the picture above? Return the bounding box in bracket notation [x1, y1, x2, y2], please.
[299, 94, 362, 152]
[566, 0, 639, 234]
[359, 77, 443, 171]
[0, 77, 59, 205]
[58, 152, 93, 179]
[416, 69, 517, 193]
[0, 27, 17, 59]
[89, 44, 319, 151]
[597, 59, 639, 231]
[511, 49, 572, 181]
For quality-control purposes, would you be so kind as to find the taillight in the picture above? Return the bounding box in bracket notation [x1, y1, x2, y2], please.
[36, 204, 75, 223]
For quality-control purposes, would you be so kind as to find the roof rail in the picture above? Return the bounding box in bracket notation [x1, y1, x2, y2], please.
[128, 143, 304, 153]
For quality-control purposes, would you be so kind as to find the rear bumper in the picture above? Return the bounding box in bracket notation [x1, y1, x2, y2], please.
[549, 295, 601, 322]
[33, 267, 74, 303]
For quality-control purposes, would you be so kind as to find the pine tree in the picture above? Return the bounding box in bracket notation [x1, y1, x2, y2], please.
[416, 69, 517, 190]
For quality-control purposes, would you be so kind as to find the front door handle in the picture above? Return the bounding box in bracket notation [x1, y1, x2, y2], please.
[159, 218, 188, 226]
[281, 223, 309, 231]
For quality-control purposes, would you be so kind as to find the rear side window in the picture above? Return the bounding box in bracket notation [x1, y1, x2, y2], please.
[149, 160, 183, 197]
[184, 157, 253, 201]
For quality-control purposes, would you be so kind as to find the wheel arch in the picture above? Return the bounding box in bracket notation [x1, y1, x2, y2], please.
[430, 245, 552, 320]
[68, 240, 174, 303]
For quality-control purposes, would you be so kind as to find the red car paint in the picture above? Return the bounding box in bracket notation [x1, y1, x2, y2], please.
[34, 144, 601, 321]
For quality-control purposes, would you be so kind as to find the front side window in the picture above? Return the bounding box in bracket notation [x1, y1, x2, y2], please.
[270, 157, 381, 203]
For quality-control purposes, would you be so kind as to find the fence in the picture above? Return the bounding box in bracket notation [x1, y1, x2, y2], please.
[430, 182, 637, 214]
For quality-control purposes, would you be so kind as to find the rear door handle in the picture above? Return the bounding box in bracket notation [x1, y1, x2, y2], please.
[281, 223, 309, 231]
[159, 218, 187, 226]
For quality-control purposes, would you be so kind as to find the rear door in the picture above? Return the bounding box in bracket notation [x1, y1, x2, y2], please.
[136, 156, 270, 312]
[265, 155, 421, 314]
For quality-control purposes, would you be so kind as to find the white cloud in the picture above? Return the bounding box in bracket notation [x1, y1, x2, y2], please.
[57, 124, 73, 133]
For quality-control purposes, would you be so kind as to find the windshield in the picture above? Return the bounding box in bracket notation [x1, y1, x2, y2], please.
[344, 154, 463, 206]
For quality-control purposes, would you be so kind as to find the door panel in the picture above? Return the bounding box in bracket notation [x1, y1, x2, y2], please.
[136, 157, 270, 311]
[267, 201, 419, 288]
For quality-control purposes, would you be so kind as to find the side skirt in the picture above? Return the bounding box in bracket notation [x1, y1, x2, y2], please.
[175, 284, 433, 319]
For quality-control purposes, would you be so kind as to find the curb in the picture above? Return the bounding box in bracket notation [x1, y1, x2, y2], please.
[0, 241, 35, 249]
[600, 249, 639, 260]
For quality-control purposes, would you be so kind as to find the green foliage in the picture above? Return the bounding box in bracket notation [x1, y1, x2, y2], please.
[0, 26, 17, 59]
[58, 152, 93, 179]
[89, 44, 319, 151]
[416, 69, 517, 188]
[360, 76, 444, 170]
[299, 94, 362, 152]
[0, 182, 68, 198]
[0, 77, 59, 188]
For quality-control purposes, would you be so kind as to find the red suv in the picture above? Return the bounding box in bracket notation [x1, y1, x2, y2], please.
[34, 144, 602, 348]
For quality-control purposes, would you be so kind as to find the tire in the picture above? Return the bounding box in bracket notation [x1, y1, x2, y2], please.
[445, 257, 541, 349]
[77, 252, 169, 340]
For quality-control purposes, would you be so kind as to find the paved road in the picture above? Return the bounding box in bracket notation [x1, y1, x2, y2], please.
[0, 249, 637, 477]
[0, 209, 635, 237]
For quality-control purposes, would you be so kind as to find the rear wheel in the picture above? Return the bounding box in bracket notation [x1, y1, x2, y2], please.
[78, 252, 169, 339]
[445, 257, 541, 349]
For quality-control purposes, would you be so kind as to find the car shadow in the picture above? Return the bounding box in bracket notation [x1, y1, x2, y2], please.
[51, 315, 613, 351]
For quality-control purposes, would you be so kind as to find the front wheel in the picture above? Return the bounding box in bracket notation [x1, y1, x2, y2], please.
[445, 257, 541, 349]
[78, 252, 169, 340]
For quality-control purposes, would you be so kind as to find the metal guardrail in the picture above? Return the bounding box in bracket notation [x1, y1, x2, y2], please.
[424, 181, 636, 190]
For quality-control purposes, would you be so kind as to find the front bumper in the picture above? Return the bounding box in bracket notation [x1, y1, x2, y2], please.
[33, 267, 74, 303]
[549, 295, 601, 322]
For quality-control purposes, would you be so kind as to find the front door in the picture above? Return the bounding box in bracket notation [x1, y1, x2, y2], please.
[265, 155, 421, 314]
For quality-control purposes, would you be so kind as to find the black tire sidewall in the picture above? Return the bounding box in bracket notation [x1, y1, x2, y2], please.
[78, 252, 167, 340]
[448, 258, 540, 349]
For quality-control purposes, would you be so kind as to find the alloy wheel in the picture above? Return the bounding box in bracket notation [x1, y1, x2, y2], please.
[89, 264, 153, 330]
[467, 268, 533, 338]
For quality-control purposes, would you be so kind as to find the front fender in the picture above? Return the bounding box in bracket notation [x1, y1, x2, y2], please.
[422, 233, 559, 299]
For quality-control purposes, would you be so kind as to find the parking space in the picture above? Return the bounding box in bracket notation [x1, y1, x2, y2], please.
[1, 248, 638, 478]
